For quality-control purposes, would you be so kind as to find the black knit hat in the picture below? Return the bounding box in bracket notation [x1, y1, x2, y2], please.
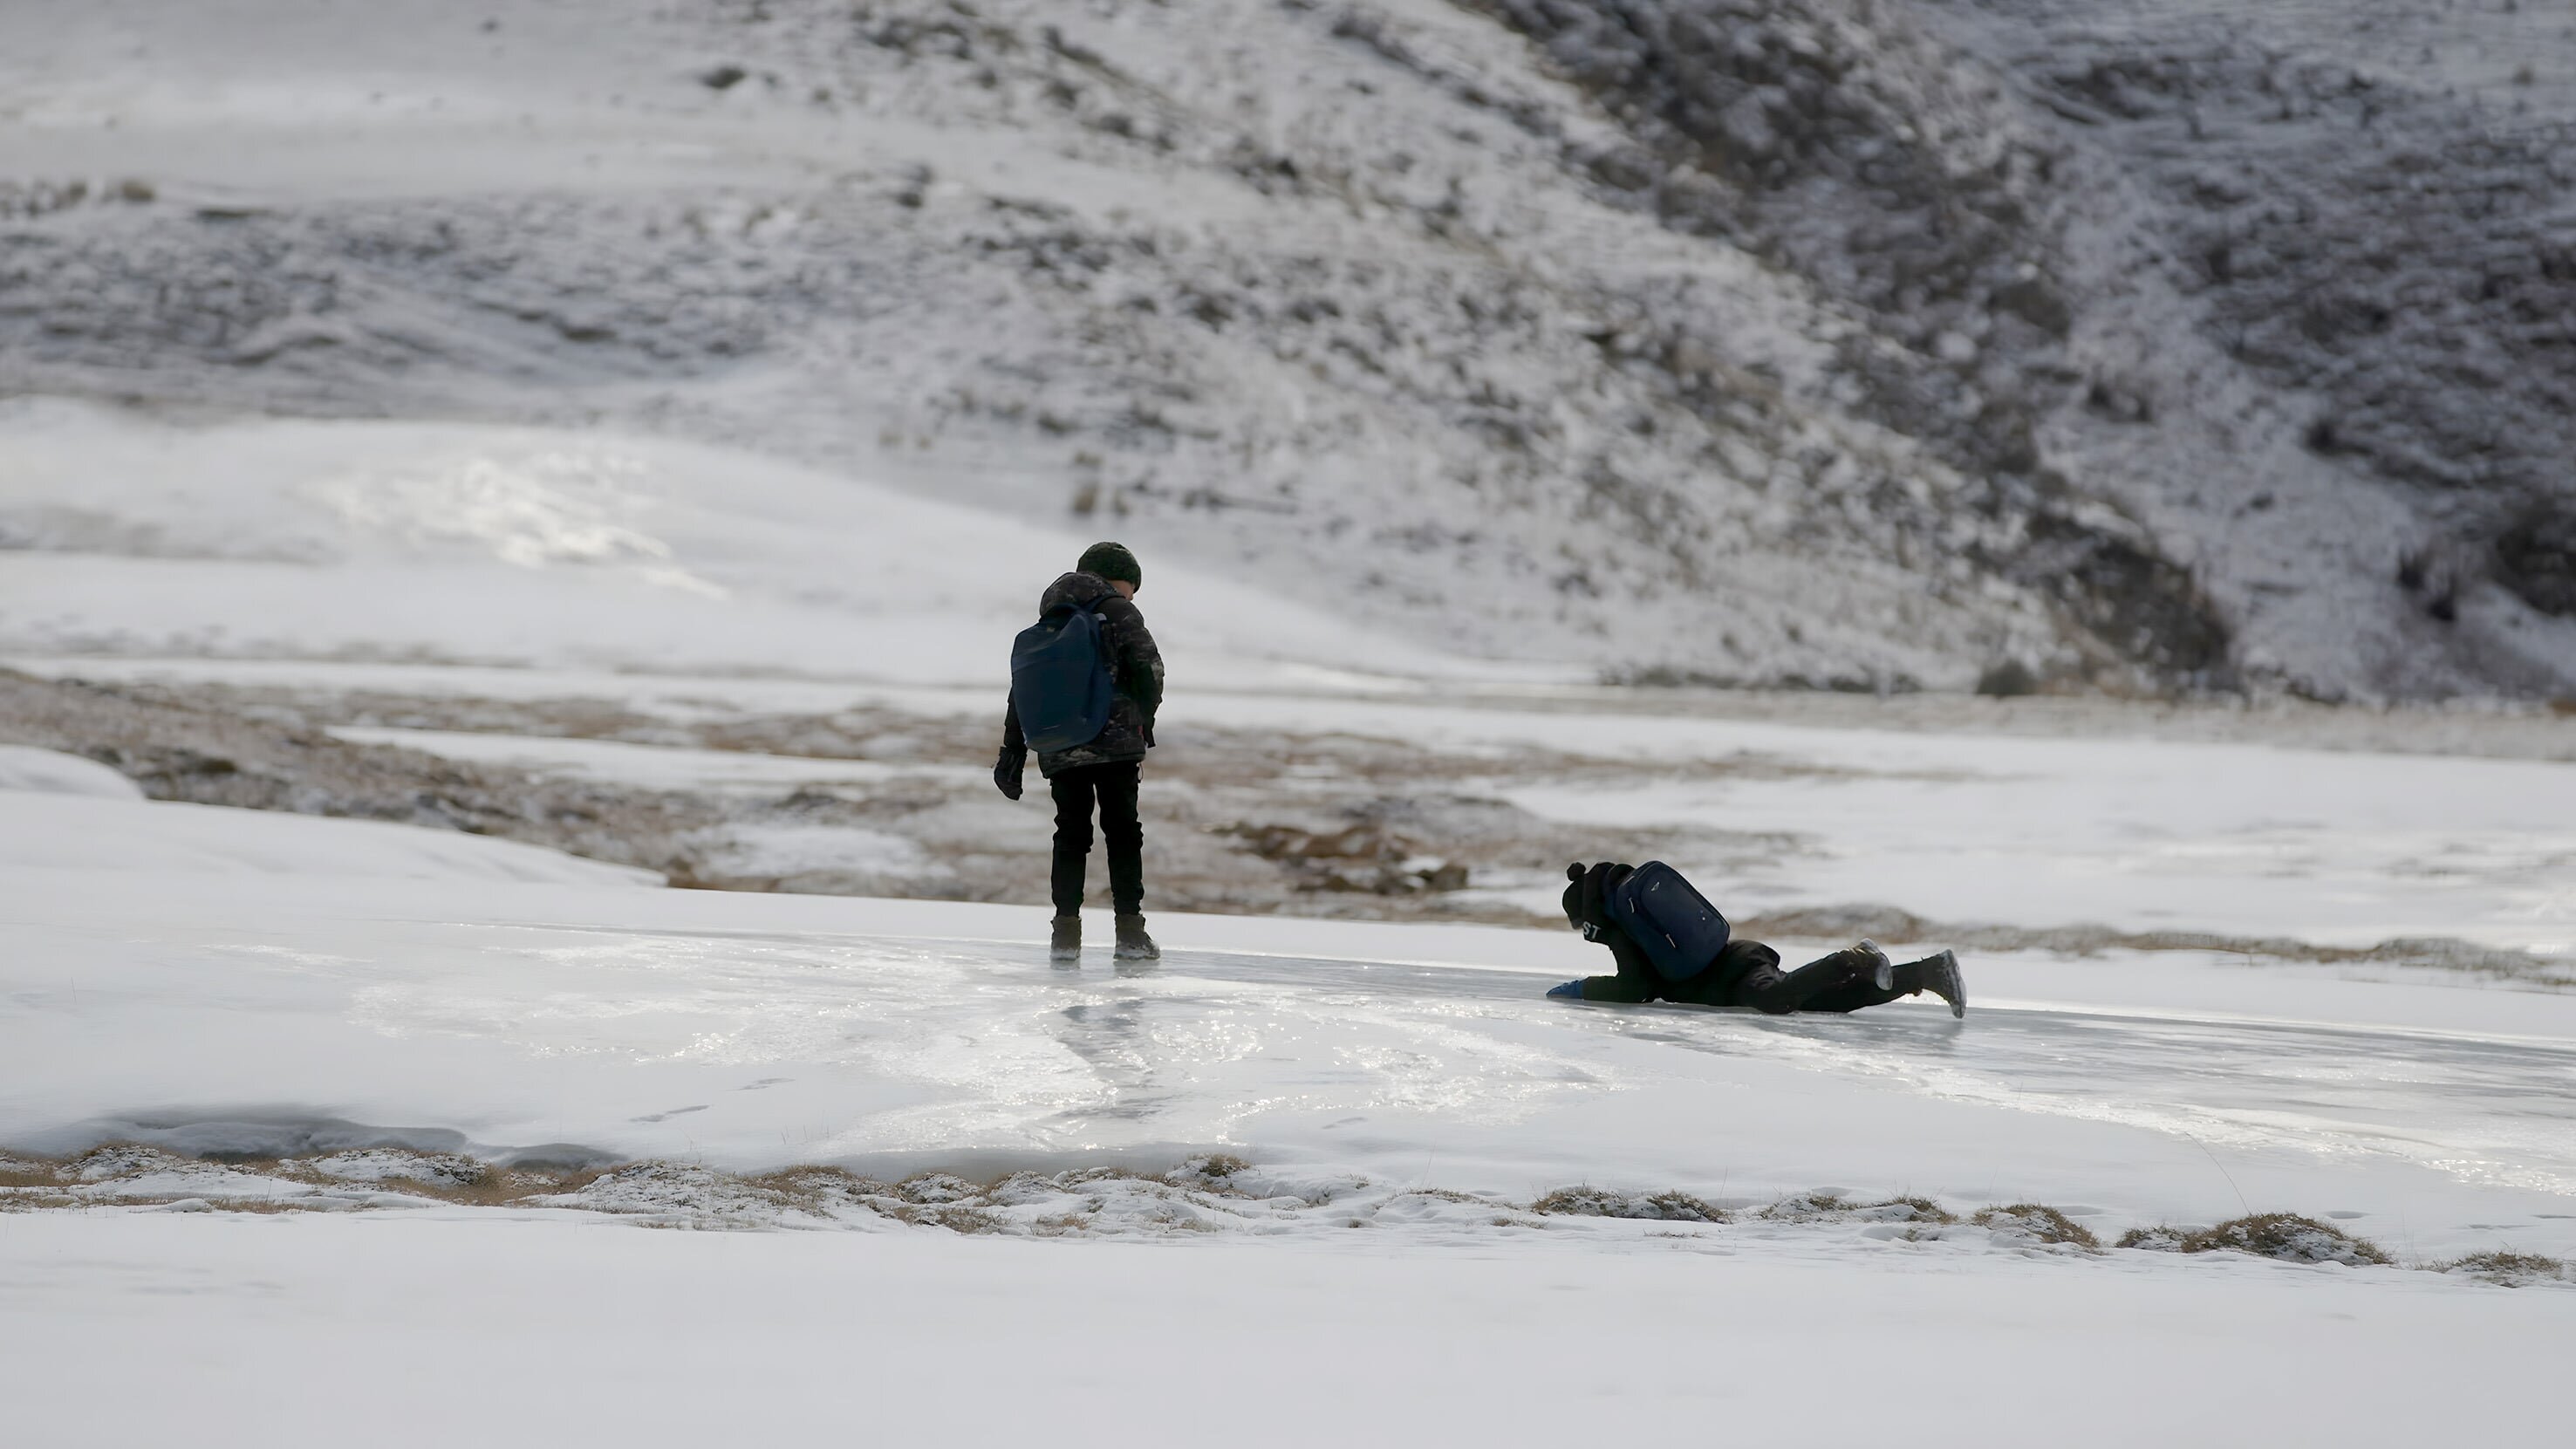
[1077, 541, 1142, 590]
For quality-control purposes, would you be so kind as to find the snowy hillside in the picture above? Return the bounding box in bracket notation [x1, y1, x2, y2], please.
[0, 397, 1492, 687]
[5, 0, 2571, 698]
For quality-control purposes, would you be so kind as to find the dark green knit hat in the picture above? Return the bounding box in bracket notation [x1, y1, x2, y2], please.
[1077, 541, 1142, 590]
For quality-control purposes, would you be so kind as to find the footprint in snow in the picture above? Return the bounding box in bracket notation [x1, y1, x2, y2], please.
[630, 1105, 710, 1124]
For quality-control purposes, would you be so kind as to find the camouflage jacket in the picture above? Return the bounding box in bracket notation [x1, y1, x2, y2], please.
[1001, 571, 1165, 777]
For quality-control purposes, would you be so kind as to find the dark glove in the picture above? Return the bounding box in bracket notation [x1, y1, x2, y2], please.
[994, 747, 1025, 801]
[1143, 715, 1157, 748]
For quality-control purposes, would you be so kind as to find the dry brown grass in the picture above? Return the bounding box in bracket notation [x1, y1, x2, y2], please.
[65, 1143, 173, 1181]
[1636, 1190, 1727, 1222]
[2436, 1250, 2570, 1286]
[1758, 1191, 1853, 1220]
[1, 1140, 613, 1214]
[1754, 1192, 1957, 1225]
[2188, 1213, 2391, 1264]
[2124, 1213, 2391, 1265]
[1865, 1195, 1956, 1225]
[1390, 1187, 1486, 1206]
[0, 1159, 66, 1190]
[162, 1197, 348, 1215]
[1972, 1204, 2102, 1250]
[1533, 1186, 1726, 1221]
[887, 1203, 1004, 1234]
[432, 1168, 601, 1207]
[743, 1165, 892, 1209]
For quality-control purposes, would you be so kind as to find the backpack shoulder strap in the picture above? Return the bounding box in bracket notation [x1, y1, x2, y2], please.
[1090, 604, 1124, 687]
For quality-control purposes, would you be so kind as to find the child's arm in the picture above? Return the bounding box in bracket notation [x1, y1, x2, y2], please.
[1550, 861, 1659, 1002]
[995, 695, 1027, 799]
[1574, 926, 1661, 1003]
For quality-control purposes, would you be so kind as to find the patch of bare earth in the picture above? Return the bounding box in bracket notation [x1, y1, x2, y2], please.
[0, 669, 1763, 923]
[10, 668, 2562, 981]
[0, 1147, 2525, 1282]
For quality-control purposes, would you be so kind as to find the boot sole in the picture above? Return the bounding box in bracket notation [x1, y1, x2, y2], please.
[1930, 949, 1966, 1018]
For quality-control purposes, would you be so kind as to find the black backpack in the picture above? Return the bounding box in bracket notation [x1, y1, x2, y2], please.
[1609, 862, 1732, 981]
[1008, 603, 1115, 753]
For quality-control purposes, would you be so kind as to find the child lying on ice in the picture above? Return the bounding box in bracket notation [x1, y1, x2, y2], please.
[1548, 861, 1965, 1016]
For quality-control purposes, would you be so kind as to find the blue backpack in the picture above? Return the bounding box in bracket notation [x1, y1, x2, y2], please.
[1009, 603, 1115, 753]
[1609, 861, 1731, 981]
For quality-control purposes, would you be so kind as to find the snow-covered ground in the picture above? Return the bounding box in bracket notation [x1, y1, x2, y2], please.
[15, 1209, 2571, 1446]
[9, 1209, 2570, 1447]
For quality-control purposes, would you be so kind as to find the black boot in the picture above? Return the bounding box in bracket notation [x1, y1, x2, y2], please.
[1049, 914, 1081, 963]
[1113, 913, 1158, 961]
[1904, 948, 1966, 1018]
[1855, 940, 1895, 993]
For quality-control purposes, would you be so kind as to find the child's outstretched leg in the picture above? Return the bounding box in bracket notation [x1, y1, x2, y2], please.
[1732, 941, 1891, 1014]
[1798, 947, 1968, 1015]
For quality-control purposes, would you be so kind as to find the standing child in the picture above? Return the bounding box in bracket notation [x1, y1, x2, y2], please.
[995, 543, 1165, 961]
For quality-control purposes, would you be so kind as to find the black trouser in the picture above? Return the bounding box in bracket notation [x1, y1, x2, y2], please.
[1049, 760, 1143, 917]
[1729, 947, 1924, 1015]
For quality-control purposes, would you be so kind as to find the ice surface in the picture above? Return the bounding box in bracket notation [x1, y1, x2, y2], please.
[9, 785, 2575, 1261]
[10, 873, 2576, 1446]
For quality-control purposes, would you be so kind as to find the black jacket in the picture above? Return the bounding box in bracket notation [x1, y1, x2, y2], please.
[1577, 929, 1778, 1006]
[1001, 571, 1165, 777]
